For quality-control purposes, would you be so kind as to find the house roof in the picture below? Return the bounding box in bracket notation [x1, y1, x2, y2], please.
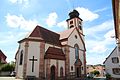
[19, 25, 61, 46]
[112, 0, 120, 38]
[58, 27, 75, 40]
[0, 50, 7, 59]
[44, 47, 65, 60]
[58, 27, 86, 51]
[74, 59, 82, 66]
[103, 46, 117, 64]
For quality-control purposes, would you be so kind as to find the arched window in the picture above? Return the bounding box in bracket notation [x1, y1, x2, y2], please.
[74, 44, 79, 59]
[60, 67, 63, 77]
[19, 50, 23, 65]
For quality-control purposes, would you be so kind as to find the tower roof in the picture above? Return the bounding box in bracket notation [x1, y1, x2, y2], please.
[67, 9, 82, 21]
[69, 9, 79, 19]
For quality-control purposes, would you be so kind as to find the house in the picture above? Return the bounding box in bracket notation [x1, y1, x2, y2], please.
[112, 0, 120, 43]
[104, 0, 120, 80]
[103, 47, 120, 79]
[15, 10, 86, 80]
[86, 65, 105, 77]
[0, 50, 7, 64]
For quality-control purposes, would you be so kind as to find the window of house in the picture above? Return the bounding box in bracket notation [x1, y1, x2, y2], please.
[70, 25, 74, 28]
[78, 21, 82, 30]
[75, 44, 79, 59]
[112, 57, 119, 63]
[112, 68, 120, 75]
[75, 35, 77, 39]
[19, 50, 23, 65]
[60, 67, 63, 77]
[71, 66, 73, 71]
[70, 21, 73, 24]
[118, 46, 120, 52]
[81, 66, 83, 70]
[87, 67, 89, 69]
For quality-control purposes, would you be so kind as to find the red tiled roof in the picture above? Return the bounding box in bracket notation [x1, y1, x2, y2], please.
[58, 27, 75, 40]
[44, 47, 65, 60]
[74, 59, 82, 66]
[28, 25, 61, 46]
[0, 50, 7, 58]
[0, 50, 7, 63]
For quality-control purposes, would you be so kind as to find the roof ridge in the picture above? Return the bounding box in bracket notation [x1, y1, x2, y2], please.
[37, 25, 60, 35]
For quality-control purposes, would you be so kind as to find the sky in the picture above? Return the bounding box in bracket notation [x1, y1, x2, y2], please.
[0, 0, 116, 65]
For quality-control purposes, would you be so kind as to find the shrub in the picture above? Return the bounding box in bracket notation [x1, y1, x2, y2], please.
[1, 63, 15, 72]
[106, 73, 111, 80]
[91, 70, 100, 77]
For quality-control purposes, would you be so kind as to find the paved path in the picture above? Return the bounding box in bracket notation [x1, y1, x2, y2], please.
[0, 77, 22, 80]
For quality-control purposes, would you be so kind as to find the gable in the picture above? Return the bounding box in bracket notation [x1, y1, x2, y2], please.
[59, 27, 75, 40]
[103, 47, 117, 64]
[0, 50, 7, 59]
[44, 47, 65, 60]
[19, 25, 61, 46]
[68, 28, 86, 51]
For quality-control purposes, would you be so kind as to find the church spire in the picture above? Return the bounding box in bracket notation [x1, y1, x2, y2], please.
[66, 9, 83, 32]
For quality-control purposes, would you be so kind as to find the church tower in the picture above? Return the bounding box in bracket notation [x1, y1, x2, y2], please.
[66, 10, 83, 33]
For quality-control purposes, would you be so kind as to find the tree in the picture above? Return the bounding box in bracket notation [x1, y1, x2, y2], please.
[0, 61, 15, 72]
[106, 73, 111, 80]
[92, 70, 100, 77]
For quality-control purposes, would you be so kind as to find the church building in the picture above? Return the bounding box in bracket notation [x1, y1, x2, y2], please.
[15, 10, 86, 80]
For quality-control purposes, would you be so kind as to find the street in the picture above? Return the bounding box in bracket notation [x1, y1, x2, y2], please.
[0, 77, 106, 80]
[0, 77, 22, 80]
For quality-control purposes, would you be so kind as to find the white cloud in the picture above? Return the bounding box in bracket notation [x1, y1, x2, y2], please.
[94, 7, 108, 13]
[85, 20, 115, 54]
[57, 20, 67, 29]
[46, 12, 58, 27]
[86, 29, 115, 54]
[104, 30, 115, 39]
[9, 0, 30, 8]
[76, 7, 99, 22]
[9, 0, 17, 3]
[89, 44, 107, 53]
[57, 7, 99, 28]
[0, 31, 28, 62]
[85, 20, 114, 35]
[0, 32, 27, 44]
[5, 13, 39, 31]
[86, 54, 106, 65]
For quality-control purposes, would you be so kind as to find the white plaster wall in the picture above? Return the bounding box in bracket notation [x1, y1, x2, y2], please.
[49, 59, 65, 77]
[26, 41, 40, 78]
[15, 53, 18, 75]
[68, 19, 75, 28]
[50, 59, 57, 67]
[105, 47, 120, 78]
[68, 29, 84, 50]
[17, 42, 25, 78]
[68, 29, 85, 74]
[69, 47, 84, 73]
[79, 50, 84, 74]
[69, 47, 75, 72]
[58, 60, 65, 76]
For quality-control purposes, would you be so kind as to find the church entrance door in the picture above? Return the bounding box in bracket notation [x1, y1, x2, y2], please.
[74, 59, 82, 78]
[50, 65, 55, 80]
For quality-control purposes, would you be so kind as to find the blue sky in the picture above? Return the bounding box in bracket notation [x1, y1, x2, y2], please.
[0, 0, 116, 65]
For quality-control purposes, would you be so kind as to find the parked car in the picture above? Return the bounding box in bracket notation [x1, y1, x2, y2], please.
[10, 71, 16, 77]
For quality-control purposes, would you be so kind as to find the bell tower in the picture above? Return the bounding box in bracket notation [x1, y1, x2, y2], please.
[66, 10, 83, 33]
